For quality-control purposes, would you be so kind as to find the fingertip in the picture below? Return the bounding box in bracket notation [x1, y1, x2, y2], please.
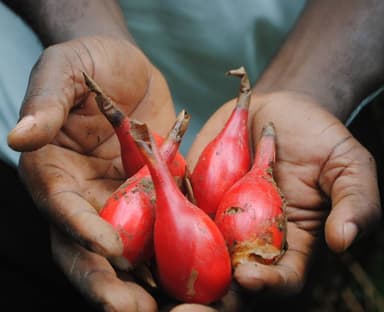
[82, 216, 124, 258]
[233, 262, 267, 292]
[233, 246, 307, 295]
[325, 219, 359, 253]
[342, 222, 359, 251]
[88, 273, 157, 312]
[7, 113, 61, 151]
[8, 95, 69, 151]
[47, 192, 124, 259]
[51, 228, 155, 312]
[123, 281, 158, 312]
[169, 304, 217, 312]
[7, 115, 37, 151]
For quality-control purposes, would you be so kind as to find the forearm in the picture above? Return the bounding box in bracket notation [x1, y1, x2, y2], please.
[254, 0, 384, 121]
[2, 0, 133, 46]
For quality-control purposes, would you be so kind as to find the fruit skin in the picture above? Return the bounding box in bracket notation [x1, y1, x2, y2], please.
[83, 71, 187, 178]
[99, 168, 156, 270]
[153, 197, 233, 304]
[99, 111, 190, 270]
[190, 67, 251, 217]
[134, 125, 232, 304]
[215, 122, 287, 267]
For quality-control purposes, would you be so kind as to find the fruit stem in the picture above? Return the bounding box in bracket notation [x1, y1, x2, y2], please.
[253, 122, 276, 170]
[134, 125, 180, 210]
[157, 110, 190, 164]
[165, 110, 190, 145]
[226, 66, 251, 110]
[83, 71, 125, 127]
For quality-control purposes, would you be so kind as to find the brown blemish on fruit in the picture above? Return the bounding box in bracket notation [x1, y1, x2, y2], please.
[186, 268, 198, 298]
[119, 227, 134, 241]
[231, 238, 283, 267]
[138, 177, 154, 194]
[274, 214, 286, 233]
[225, 207, 245, 215]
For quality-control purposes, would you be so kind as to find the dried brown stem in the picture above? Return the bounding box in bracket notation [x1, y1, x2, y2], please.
[182, 168, 197, 205]
[226, 66, 251, 110]
[166, 110, 191, 144]
[82, 71, 125, 127]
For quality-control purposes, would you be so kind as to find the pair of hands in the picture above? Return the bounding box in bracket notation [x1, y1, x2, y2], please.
[7, 36, 381, 312]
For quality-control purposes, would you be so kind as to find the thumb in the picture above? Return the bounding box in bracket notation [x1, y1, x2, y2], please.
[7, 46, 88, 152]
[322, 140, 381, 253]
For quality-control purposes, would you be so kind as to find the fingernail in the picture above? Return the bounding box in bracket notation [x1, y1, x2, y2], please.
[12, 115, 35, 133]
[343, 222, 358, 250]
[234, 263, 265, 291]
[109, 256, 132, 271]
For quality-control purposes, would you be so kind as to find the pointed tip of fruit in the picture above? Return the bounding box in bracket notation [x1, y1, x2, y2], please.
[174, 109, 191, 141]
[225, 66, 246, 77]
[82, 72, 125, 123]
[131, 122, 158, 162]
[225, 66, 251, 96]
[178, 109, 191, 125]
[253, 122, 277, 169]
[130, 120, 151, 144]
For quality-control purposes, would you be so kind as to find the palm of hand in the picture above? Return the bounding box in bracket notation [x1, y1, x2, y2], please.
[187, 91, 380, 301]
[11, 36, 176, 255]
[9, 36, 182, 311]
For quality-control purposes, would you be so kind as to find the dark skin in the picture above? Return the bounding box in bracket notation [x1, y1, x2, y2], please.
[4, 0, 384, 311]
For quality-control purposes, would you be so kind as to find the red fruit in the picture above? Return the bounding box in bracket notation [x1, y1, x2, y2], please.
[83, 72, 187, 178]
[134, 125, 232, 304]
[215, 122, 287, 266]
[190, 67, 252, 217]
[99, 110, 190, 270]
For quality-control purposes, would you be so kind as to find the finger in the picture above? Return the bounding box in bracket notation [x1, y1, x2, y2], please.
[18, 146, 123, 257]
[51, 227, 157, 312]
[321, 138, 381, 252]
[167, 304, 217, 312]
[7, 44, 91, 152]
[233, 222, 314, 295]
[166, 285, 244, 312]
[47, 190, 123, 257]
[213, 284, 247, 312]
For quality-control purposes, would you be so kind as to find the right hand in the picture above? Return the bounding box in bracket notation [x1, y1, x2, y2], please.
[185, 90, 381, 310]
[7, 35, 176, 311]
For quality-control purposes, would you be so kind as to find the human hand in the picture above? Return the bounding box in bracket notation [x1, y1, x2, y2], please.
[186, 90, 381, 310]
[7, 35, 177, 311]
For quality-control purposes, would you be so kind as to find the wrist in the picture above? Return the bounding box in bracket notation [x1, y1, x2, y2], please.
[45, 1, 133, 45]
[253, 57, 384, 122]
[253, 72, 356, 122]
[251, 0, 384, 122]
[4, 0, 133, 46]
